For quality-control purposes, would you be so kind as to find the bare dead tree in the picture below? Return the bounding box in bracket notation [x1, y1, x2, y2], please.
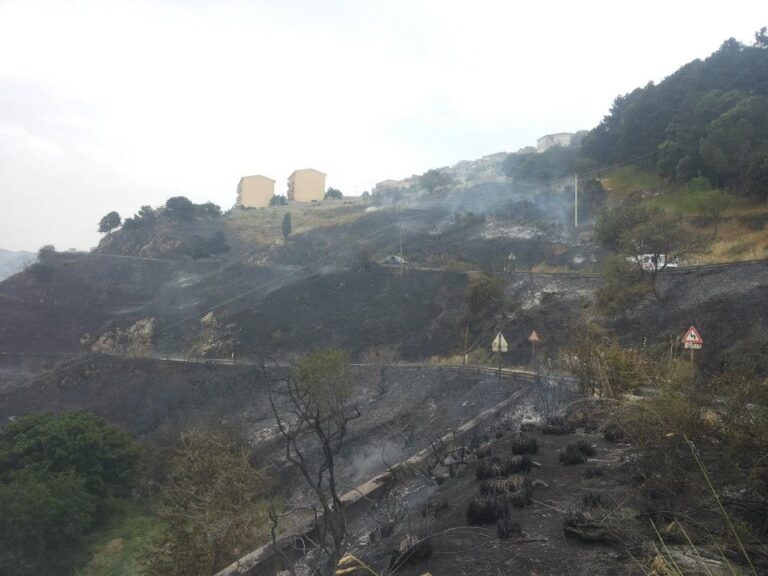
[534, 357, 565, 422]
[361, 345, 399, 395]
[263, 349, 361, 576]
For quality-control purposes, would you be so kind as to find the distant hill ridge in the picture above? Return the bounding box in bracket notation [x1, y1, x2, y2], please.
[0, 249, 35, 281]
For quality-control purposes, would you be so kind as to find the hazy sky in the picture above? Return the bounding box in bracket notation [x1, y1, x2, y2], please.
[0, 0, 764, 251]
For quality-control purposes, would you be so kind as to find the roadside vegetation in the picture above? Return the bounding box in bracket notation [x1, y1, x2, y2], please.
[0, 413, 139, 576]
[565, 322, 768, 572]
[597, 168, 768, 264]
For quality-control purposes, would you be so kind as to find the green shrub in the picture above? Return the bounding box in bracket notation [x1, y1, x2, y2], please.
[596, 256, 650, 314]
[0, 412, 138, 576]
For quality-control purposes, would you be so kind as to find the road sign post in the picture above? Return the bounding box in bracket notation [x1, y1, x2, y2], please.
[681, 325, 703, 367]
[491, 331, 508, 381]
[528, 330, 541, 365]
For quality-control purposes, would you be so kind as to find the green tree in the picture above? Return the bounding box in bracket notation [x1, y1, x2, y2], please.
[0, 469, 97, 576]
[594, 200, 653, 252]
[596, 255, 651, 314]
[755, 26, 768, 49]
[98, 211, 121, 234]
[420, 169, 453, 194]
[746, 144, 768, 201]
[269, 194, 287, 207]
[580, 35, 768, 197]
[0, 412, 138, 498]
[619, 210, 698, 296]
[165, 196, 196, 221]
[141, 430, 272, 576]
[294, 348, 351, 408]
[324, 187, 343, 200]
[138, 205, 156, 223]
[282, 212, 292, 238]
[198, 202, 222, 217]
[466, 274, 504, 319]
[0, 412, 138, 576]
[189, 232, 230, 259]
[265, 349, 359, 574]
[506, 147, 579, 183]
[37, 244, 56, 260]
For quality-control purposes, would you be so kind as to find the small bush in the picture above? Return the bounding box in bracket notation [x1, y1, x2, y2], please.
[503, 455, 533, 475]
[560, 441, 595, 465]
[563, 511, 617, 543]
[466, 495, 510, 525]
[476, 456, 532, 480]
[511, 436, 539, 455]
[497, 517, 522, 539]
[603, 423, 625, 443]
[560, 445, 587, 465]
[541, 416, 574, 435]
[584, 467, 605, 479]
[479, 475, 530, 497]
[520, 422, 538, 432]
[508, 490, 532, 509]
[390, 534, 433, 569]
[575, 440, 597, 457]
[597, 256, 651, 315]
[582, 491, 603, 508]
[475, 443, 493, 459]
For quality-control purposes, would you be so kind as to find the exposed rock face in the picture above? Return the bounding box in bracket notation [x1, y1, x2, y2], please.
[91, 317, 156, 356]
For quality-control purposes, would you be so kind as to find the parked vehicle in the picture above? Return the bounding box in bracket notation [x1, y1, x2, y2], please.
[628, 254, 679, 272]
[382, 255, 408, 266]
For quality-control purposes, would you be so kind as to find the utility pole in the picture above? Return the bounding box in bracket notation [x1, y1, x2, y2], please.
[463, 324, 469, 369]
[399, 221, 404, 273]
[398, 203, 404, 273]
[574, 173, 579, 229]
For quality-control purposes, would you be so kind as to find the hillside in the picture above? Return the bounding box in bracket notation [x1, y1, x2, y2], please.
[600, 166, 768, 262]
[582, 34, 768, 199]
[2, 30, 768, 576]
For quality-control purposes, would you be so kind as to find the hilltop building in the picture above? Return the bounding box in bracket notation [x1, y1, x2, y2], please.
[237, 175, 276, 208]
[536, 133, 574, 153]
[287, 168, 326, 202]
[536, 131, 588, 153]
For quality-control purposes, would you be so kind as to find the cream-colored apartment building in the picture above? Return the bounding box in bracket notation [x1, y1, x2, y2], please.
[237, 175, 276, 208]
[287, 168, 326, 203]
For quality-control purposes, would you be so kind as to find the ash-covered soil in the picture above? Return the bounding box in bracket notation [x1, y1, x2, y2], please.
[613, 261, 768, 372]
[0, 356, 533, 496]
[231, 267, 469, 359]
[342, 420, 650, 576]
[0, 252, 283, 353]
[253, 368, 534, 493]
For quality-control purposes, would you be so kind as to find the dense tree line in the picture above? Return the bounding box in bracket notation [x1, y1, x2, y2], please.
[581, 31, 768, 199]
[0, 413, 138, 576]
[102, 197, 224, 234]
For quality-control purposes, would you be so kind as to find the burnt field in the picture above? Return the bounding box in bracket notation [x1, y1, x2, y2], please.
[230, 267, 469, 360]
[329, 406, 681, 576]
[0, 252, 284, 353]
[0, 356, 534, 492]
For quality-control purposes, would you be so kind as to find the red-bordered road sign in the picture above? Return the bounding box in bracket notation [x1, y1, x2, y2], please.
[682, 325, 703, 349]
[528, 330, 540, 343]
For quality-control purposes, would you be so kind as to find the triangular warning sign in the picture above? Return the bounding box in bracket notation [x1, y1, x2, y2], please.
[682, 325, 703, 345]
[492, 332, 508, 352]
[528, 330, 540, 343]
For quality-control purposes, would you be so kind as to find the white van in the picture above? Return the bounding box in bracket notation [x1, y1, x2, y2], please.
[628, 254, 679, 272]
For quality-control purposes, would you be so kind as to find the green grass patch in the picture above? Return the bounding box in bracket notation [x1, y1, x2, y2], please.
[601, 166, 661, 197]
[642, 189, 709, 214]
[77, 501, 162, 576]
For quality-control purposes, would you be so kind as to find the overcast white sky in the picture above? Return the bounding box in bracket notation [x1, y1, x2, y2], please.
[0, 0, 764, 251]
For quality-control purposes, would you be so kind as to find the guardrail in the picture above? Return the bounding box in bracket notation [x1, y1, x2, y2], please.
[213, 380, 533, 576]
